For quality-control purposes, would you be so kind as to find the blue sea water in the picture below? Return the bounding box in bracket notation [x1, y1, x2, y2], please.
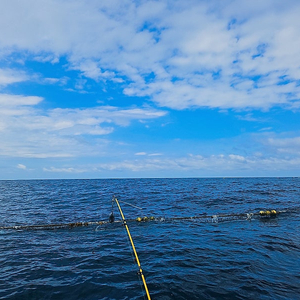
[0, 178, 300, 300]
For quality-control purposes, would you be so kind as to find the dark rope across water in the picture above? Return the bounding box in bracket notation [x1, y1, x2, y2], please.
[0, 208, 296, 231]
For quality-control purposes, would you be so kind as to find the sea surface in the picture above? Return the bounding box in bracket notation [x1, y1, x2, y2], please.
[0, 178, 300, 300]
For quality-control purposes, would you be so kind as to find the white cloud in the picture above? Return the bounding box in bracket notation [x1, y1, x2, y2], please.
[1, 0, 300, 178]
[266, 136, 300, 155]
[228, 154, 246, 161]
[17, 164, 26, 169]
[148, 153, 162, 156]
[135, 152, 162, 157]
[36, 129, 300, 176]
[43, 167, 87, 173]
[0, 94, 42, 107]
[71, 60, 116, 82]
[0, 0, 299, 110]
[0, 69, 29, 87]
[135, 152, 147, 156]
[43, 77, 69, 85]
[47, 152, 299, 176]
[0, 94, 166, 158]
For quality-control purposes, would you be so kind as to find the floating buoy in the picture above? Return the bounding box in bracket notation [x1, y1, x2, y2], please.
[136, 216, 155, 222]
[259, 210, 277, 217]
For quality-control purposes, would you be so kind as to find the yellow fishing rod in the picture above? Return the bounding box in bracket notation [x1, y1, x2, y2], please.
[112, 196, 151, 300]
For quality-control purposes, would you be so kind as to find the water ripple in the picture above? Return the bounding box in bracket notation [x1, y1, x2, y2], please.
[0, 178, 300, 299]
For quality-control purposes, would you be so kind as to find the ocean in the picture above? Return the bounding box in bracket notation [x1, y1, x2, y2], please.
[0, 178, 299, 299]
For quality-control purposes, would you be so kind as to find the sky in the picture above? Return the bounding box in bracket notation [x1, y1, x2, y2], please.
[1, 0, 300, 179]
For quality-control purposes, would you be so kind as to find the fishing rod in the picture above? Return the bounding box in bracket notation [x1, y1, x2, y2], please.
[111, 196, 151, 300]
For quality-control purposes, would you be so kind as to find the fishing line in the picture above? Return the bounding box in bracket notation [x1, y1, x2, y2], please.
[117, 199, 143, 210]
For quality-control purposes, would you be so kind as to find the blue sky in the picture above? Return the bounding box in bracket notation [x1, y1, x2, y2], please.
[1, 0, 300, 179]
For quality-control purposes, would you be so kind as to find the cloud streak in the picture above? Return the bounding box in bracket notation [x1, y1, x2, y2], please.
[0, 69, 29, 86]
[0, 94, 166, 158]
[42, 152, 300, 177]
